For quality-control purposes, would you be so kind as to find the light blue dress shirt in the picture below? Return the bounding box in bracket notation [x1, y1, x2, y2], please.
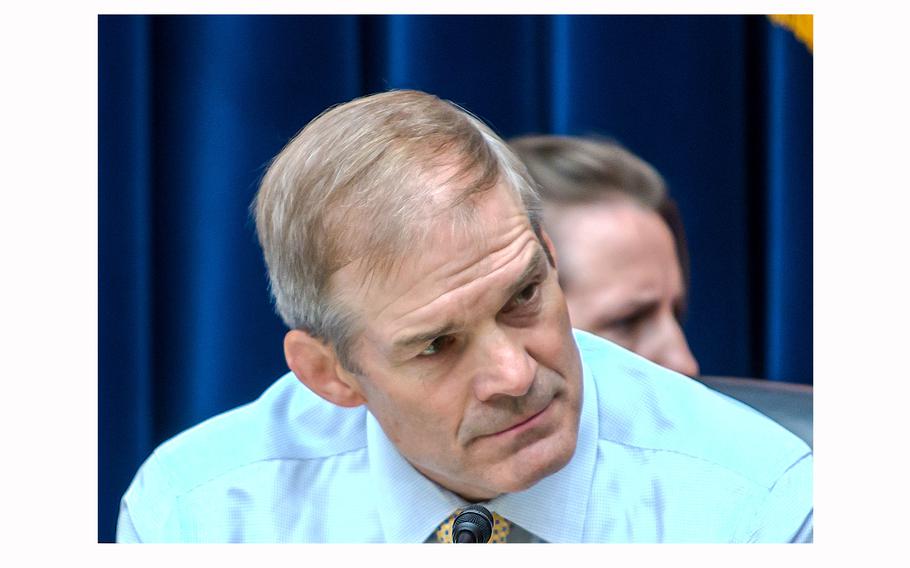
[117, 330, 812, 543]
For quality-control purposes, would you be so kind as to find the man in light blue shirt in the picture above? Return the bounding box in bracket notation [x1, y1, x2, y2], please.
[117, 90, 812, 543]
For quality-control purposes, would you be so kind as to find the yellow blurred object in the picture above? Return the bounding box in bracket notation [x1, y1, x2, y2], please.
[768, 14, 813, 52]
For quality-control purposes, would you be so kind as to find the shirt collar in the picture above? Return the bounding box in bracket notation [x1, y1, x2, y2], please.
[367, 413, 465, 543]
[367, 356, 599, 543]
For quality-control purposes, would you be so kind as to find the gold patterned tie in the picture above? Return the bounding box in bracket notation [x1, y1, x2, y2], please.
[434, 509, 511, 543]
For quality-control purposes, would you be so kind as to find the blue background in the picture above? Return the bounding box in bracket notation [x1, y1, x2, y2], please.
[99, 14, 812, 542]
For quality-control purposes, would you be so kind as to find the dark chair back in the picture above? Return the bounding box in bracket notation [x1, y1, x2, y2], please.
[699, 376, 813, 448]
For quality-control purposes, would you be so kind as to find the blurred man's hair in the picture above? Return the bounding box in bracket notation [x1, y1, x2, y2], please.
[509, 135, 690, 293]
[253, 90, 544, 370]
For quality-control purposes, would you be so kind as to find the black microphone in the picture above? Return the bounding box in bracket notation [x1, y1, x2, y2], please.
[452, 505, 494, 543]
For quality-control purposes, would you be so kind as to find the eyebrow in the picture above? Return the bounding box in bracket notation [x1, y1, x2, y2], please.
[503, 245, 547, 302]
[619, 300, 659, 320]
[609, 289, 690, 324]
[597, 293, 658, 322]
[391, 245, 548, 354]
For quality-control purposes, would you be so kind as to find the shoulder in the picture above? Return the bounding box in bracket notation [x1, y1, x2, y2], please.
[574, 329, 811, 489]
[118, 373, 368, 541]
[574, 330, 812, 541]
[150, 372, 367, 490]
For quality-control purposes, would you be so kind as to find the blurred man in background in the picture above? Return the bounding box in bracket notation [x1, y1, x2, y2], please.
[511, 135, 813, 448]
[509, 136, 699, 377]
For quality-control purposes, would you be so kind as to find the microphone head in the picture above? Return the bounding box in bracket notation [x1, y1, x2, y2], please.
[452, 505, 494, 543]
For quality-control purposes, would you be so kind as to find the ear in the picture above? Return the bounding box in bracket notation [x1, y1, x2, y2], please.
[284, 329, 366, 408]
[540, 229, 559, 270]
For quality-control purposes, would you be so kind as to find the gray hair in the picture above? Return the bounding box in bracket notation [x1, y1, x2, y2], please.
[253, 90, 544, 369]
[508, 135, 667, 207]
[508, 135, 690, 293]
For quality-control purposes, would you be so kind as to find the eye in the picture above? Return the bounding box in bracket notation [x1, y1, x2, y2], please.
[611, 314, 640, 332]
[601, 307, 652, 336]
[419, 336, 453, 357]
[507, 282, 541, 310]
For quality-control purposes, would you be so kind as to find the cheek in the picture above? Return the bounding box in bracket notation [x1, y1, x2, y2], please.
[376, 380, 467, 449]
[556, 275, 602, 332]
[530, 290, 579, 370]
[629, 319, 662, 355]
[562, 292, 590, 329]
[547, 285, 576, 338]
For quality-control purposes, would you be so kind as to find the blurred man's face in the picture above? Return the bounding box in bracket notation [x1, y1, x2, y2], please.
[331, 182, 583, 502]
[548, 199, 700, 377]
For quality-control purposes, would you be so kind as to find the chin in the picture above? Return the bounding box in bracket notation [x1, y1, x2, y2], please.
[495, 426, 578, 495]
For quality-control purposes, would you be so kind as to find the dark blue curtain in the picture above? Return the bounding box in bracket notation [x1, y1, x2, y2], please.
[98, 14, 812, 542]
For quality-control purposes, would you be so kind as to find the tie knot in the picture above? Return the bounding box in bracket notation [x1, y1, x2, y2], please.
[434, 508, 512, 543]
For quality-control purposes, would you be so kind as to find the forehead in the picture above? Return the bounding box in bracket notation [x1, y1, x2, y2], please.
[555, 200, 682, 293]
[330, 183, 538, 346]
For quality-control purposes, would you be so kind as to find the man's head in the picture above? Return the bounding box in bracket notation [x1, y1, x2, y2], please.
[509, 135, 699, 377]
[253, 91, 583, 501]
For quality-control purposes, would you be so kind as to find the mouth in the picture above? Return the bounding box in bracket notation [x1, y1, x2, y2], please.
[485, 396, 555, 439]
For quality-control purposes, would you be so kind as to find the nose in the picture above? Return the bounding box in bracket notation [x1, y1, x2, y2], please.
[652, 317, 700, 378]
[472, 328, 538, 402]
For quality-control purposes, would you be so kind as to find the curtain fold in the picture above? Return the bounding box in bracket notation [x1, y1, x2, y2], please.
[99, 14, 155, 534]
[98, 14, 812, 542]
[765, 22, 813, 382]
